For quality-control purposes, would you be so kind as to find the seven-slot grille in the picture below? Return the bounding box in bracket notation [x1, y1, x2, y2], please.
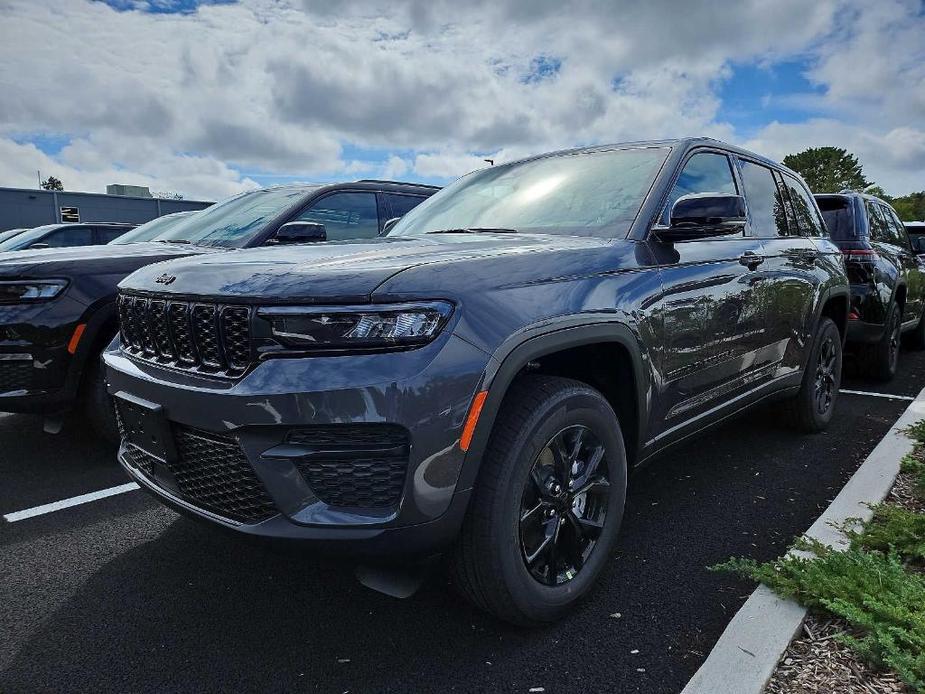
[118, 293, 251, 376]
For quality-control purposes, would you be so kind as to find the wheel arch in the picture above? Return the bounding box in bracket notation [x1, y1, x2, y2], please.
[456, 321, 650, 490]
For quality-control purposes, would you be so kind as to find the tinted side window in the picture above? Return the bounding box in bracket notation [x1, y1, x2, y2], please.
[782, 175, 824, 237]
[739, 160, 789, 237]
[880, 203, 909, 248]
[385, 194, 428, 219]
[661, 152, 737, 224]
[866, 200, 892, 243]
[296, 192, 380, 241]
[97, 227, 128, 243]
[38, 226, 93, 248]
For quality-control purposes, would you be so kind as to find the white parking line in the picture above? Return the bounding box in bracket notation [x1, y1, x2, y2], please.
[3, 482, 139, 523]
[839, 389, 916, 401]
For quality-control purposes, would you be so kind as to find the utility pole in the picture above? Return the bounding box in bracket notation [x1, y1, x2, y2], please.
[37, 170, 41, 187]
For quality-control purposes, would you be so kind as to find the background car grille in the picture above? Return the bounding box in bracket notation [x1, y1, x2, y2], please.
[118, 293, 251, 377]
[0, 359, 31, 394]
[116, 409, 277, 524]
[290, 425, 410, 508]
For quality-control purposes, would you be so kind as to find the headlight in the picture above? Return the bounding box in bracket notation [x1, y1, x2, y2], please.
[0, 279, 68, 304]
[258, 301, 453, 352]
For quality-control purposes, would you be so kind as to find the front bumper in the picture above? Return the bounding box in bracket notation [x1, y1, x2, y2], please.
[0, 300, 87, 412]
[104, 332, 490, 554]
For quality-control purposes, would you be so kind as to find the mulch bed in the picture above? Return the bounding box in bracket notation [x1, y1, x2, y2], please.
[766, 615, 909, 693]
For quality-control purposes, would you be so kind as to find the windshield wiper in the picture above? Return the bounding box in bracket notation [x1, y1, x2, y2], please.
[156, 239, 191, 244]
[425, 227, 518, 234]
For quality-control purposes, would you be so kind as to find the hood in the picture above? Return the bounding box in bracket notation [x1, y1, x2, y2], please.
[0, 242, 224, 278]
[119, 234, 616, 303]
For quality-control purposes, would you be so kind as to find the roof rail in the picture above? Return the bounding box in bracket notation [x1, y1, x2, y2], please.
[355, 179, 441, 189]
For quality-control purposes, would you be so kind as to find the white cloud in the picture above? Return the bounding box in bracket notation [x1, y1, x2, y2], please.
[0, 0, 921, 198]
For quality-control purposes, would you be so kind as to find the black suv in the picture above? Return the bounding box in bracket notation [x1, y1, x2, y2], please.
[106, 139, 848, 624]
[0, 222, 138, 251]
[815, 192, 925, 380]
[0, 181, 435, 438]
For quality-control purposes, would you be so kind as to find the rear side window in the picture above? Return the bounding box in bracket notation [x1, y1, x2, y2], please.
[661, 152, 737, 224]
[879, 203, 911, 249]
[781, 175, 825, 237]
[384, 193, 428, 219]
[96, 227, 128, 243]
[816, 196, 856, 241]
[38, 226, 93, 248]
[296, 192, 380, 240]
[739, 160, 789, 237]
[866, 201, 897, 245]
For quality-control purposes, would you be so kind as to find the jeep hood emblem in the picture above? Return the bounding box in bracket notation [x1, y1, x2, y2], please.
[154, 273, 177, 285]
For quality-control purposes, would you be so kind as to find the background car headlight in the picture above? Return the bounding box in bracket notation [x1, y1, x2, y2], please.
[258, 301, 454, 352]
[0, 279, 68, 304]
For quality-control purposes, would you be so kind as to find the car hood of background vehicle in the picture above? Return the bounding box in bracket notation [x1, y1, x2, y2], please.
[0, 242, 224, 278]
[119, 234, 616, 303]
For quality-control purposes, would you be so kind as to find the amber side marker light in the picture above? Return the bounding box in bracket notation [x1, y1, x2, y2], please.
[460, 390, 489, 452]
[67, 323, 86, 354]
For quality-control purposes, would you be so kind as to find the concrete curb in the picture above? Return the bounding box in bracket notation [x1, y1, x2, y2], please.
[681, 386, 925, 694]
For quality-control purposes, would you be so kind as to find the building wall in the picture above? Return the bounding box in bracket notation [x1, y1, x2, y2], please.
[0, 188, 213, 231]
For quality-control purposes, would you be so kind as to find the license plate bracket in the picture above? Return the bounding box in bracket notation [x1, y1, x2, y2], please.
[114, 391, 177, 463]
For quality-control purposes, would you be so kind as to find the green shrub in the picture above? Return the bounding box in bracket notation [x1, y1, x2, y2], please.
[849, 505, 925, 564]
[713, 538, 925, 691]
[901, 452, 925, 496]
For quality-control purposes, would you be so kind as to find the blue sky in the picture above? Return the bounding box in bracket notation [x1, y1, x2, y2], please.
[1, 0, 923, 198]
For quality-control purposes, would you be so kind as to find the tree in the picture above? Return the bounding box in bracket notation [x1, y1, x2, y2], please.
[892, 192, 925, 222]
[782, 147, 870, 193]
[40, 175, 63, 191]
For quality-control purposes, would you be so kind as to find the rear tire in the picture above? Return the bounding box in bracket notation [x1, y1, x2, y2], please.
[81, 353, 119, 445]
[784, 316, 842, 433]
[451, 376, 627, 626]
[863, 303, 901, 381]
[903, 308, 925, 351]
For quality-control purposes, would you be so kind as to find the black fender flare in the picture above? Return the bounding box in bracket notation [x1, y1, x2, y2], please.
[63, 300, 119, 398]
[455, 319, 650, 490]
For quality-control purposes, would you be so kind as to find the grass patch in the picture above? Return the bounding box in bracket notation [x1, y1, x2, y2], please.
[714, 539, 925, 691]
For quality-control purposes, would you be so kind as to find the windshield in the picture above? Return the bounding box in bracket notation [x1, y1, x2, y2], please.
[110, 211, 196, 245]
[0, 228, 27, 244]
[392, 147, 669, 238]
[0, 224, 62, 251]
[152, 187, 317, 248]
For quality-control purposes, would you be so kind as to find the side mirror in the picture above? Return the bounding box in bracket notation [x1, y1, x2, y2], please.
[381, 217, 401, 236]
[653, 193, 747, 242]
[269, 221, 327, 245]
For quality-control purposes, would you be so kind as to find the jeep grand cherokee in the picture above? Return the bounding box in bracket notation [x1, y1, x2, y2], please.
[105, 138, 849, 624]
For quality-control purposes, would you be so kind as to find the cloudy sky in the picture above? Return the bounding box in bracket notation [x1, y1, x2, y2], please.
[0, 0, 922, 201]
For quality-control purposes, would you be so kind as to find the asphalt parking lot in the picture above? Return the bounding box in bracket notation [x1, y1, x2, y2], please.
[2, 352, 925, 694]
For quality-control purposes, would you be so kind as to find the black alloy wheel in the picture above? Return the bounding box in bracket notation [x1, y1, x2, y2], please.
[519, 425, 610, 586]
[813, 334, 838, 416]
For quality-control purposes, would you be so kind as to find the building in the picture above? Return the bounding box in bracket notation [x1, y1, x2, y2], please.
[0, 186, 213, 232]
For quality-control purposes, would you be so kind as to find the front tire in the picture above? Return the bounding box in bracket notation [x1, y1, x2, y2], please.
[784, 316, 842, 433]
[451, 376, 627, 626]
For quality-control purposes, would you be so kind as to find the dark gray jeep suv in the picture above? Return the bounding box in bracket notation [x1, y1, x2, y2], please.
[105, 138, 849, 624]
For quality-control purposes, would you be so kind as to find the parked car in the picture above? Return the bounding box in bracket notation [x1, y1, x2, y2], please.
[815, 193, 925, 380]
[106, 138, 848, 625]
[905, 221, 925, 255]
[0, 181, 436, 439]
[0, 222, 137, 251]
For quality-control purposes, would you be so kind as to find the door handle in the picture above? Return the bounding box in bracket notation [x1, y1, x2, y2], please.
[739, 252, 764, 269]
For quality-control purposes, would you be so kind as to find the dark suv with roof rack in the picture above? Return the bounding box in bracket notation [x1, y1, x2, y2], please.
[815, 192, 925, 380]
[0, 181, 435, 439]
[0, 222, 137, 251]
[107, 138, 848, 625]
